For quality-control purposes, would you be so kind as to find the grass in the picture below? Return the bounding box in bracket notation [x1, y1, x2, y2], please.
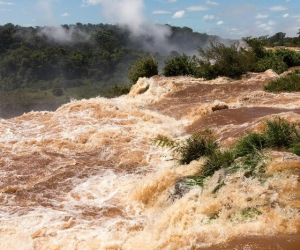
[234, 132, 266, 157]
[153, 130, 218, 165]
[154, 117, 300, 188]
[264, 71, 300, 92]
[264, 117, 297, 147]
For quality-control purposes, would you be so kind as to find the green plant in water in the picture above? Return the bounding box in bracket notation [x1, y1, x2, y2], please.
[212, 181, 225, 194]
[264, 117, 297, 148]
[187, 149, 236, 187]
[154, 117, 300, 188]
[234, 132, 266, 157]
[290, 141, 300, 156]
[264, 72, 300, 92]
[153, 130, 218, 165]
[104, 84, 132, 98]
[240, 207, 262, 219]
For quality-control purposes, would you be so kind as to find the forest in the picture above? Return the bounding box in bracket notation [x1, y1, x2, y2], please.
[0, 23, 225, 117]
[0, 22, 300, 118]
[0, 23, 221, 91]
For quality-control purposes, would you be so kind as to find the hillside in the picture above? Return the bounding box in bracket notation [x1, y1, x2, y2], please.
[0, 23, 231, 118]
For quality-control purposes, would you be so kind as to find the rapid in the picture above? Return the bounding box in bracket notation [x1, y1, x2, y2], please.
[0, 70, 300, 249]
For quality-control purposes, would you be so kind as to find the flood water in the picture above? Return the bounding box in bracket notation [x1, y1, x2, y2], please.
[0, 71, 300, 249]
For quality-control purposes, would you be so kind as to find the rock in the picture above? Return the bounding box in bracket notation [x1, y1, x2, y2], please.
[211, 100, 229, 112]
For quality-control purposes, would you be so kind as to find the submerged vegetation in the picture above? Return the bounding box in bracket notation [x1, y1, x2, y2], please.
[264, 70, 300, 92]
[154, 117, 300, 187]
[153, 130, 217, 165]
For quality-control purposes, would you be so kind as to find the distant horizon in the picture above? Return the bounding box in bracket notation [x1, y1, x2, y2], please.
[0, 0, 299, 39]
[2, 22, 299, 42]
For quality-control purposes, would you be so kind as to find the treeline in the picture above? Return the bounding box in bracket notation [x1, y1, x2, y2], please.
[150, 37, 300, 81]
[0, 23, 221, 93]
[248, 31, 300, 47]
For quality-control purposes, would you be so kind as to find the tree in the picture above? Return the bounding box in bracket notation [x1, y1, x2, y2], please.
[163, 54, 199, 77]
[127, 56, 158, 84]
[198, 41, 256, 79]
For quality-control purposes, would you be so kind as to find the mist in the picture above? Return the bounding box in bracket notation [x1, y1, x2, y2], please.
[37, 25, 90, 44]
[36, 0, 90, 44]
[82, 0, 181, 54]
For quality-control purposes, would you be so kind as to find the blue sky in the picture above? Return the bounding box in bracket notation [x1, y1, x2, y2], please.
[0, 0, 299, 39]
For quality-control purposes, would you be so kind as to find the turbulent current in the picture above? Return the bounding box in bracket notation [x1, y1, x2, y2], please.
[0, 70, 300, 249]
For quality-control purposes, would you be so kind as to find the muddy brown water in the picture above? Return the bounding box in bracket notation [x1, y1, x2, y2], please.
[205, 233, 300, 250]
[1, 73, 300, 249]
[187, 107, 300, 136]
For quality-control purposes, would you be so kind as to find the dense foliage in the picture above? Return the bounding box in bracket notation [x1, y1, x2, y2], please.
[197, 41, 257, 79]
[154, 117, 300, 187]
[264, 70, 300, 92]
[162, 54, 199, 77]
[0, 23, 221, 92]
[0, 23, 224, 115]
[127, 56, 158, 84]
[161, 36, 300, 80]
[1, 22, 300, 117]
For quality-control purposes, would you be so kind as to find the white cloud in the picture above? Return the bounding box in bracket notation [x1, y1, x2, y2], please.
[61, 12, 70, 17]
[269, 6, 287, 11]
[168, 0, 177, 2]
[256, 13, 268, 19]
[267, 20, 276, 26]
[206, 0, 218, 6]
[257, 20, 276, 31]
[81, 0, 101, 6]
[203, 14, 216, 21]
[186, 6, 207, 12]
[172, 10, 185, 19]
[217, 21, 223, 25]
[152, 10, 170, 15]
[0, 1, 14, 5]
[0, 8, 11, 11]
[283, 13, 289, 18]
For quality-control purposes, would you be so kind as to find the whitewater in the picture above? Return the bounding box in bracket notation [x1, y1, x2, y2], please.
[0, 70, 300, 249]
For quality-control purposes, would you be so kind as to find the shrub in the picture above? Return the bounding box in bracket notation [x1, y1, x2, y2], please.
[198, 61, 218, 80]
[162, 54, 199, 77]
[264, 72, 300, 92]
[243, 37, 267, 59]
[154, 117, 300, 187]
[104, 84, 131, 98]
[255, 54, 287, 74]
[153, 130, 218, 165]
[264, 117, 297, 147]
[234, 132, 266, 157]
[127, 56, 158, 84]
[274, 49, 300, 67]
[198, 42, 257, 79]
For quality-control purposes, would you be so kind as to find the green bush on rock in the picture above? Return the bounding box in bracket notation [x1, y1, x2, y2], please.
[163, 54, 199, 77]
[127, 56, 158, 84]
[154, 117, 300, 187]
